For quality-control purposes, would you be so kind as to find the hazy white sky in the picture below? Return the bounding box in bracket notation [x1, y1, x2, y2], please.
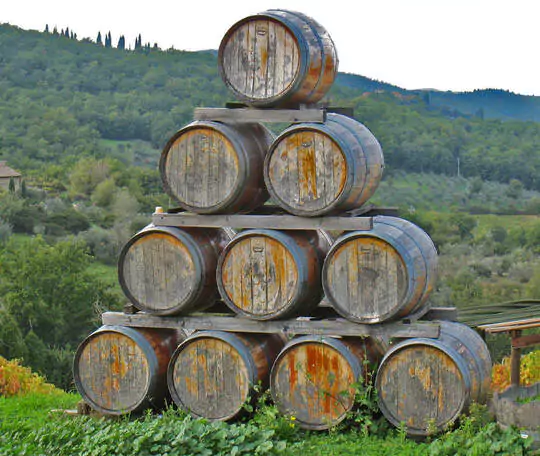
[3, 0, 540, 95]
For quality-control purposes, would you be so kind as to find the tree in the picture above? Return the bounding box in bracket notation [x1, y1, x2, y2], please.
[96, 31, 103, 45]
[0, 237, 119, 387]
[44, 24, 49, 33]
[105, 31, 112, 48]
[506, 179, 524, 199]
[8, 177, 15, 193]
[117, 35, 125, 50]
[135, 34, 142, 50]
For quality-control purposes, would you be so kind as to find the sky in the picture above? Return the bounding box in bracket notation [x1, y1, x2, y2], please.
[2, 0, 540, 96]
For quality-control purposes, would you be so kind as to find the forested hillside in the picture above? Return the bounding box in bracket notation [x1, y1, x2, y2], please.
[1, 22, 540, 391]
[1, 23, 540, 191]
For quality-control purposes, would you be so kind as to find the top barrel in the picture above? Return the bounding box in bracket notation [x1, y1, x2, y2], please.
[218, 9, 338, 107]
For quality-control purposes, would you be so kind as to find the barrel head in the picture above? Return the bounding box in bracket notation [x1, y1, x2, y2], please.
[220, 18, 300, 103]
[162, 126, 240, 211]
[324, 236, 408, 323]
[270, 338, 359, 430]
[75, 331, 151, 414]
[266, 130, 347, 215]
[376, 344, 467, 435]
[219, 234, 299, 319]
[119, 232, 198, 314]
[168, 336, 252, 421]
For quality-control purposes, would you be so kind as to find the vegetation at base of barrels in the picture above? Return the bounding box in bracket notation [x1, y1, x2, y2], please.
[491, 350, 540, 392]
[0, 356, 59, 397]
[0, 236, 121, 389]
[0, 406, 287, 456]
[428, 404, 532, 456]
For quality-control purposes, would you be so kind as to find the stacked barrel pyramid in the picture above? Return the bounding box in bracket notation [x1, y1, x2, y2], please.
[74, 10, 492, 436]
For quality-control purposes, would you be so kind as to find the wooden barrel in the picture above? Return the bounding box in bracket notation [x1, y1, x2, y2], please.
[118, 225, 234, 315]
[217, 229, 330, 320]
[270, 336, 384, 430]
[74, 326, 184, 415]
[218, 9, 338, 107]
[167, 331, 285, 421]
[322, 216, 437, 323]
[376, 321, 492, 436]
[160, 121, 273, 214]
[264, 113, 384, 216]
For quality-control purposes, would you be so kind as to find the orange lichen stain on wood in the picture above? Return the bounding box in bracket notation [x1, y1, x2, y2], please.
[288, 351, 298, 388]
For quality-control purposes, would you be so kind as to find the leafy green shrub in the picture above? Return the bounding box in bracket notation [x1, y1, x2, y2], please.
[1, 408, 287, 455]
[428, 406, 531, 455]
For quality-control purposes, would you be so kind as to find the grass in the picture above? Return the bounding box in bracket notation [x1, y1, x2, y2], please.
[0, 392, 534, 456]
[87, 261, 124, 302]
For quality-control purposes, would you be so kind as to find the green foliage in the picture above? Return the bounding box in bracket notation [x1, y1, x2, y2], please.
[0, 236, 120, 387]
[428, 405, 531, 456]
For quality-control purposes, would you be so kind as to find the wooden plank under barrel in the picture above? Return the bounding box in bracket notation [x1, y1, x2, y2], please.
[73, 326, 184, 415]
[376, 321, 492, 436]
[270, 336, 384, 430]
[167, 331, 285, 421]
[323, 216, 438, 323]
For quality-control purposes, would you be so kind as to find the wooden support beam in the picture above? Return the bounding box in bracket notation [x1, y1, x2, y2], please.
[510, 330, 522, 387]
[101, 311, 440, 339]
[511, 333, 540, 349]
[152, 212, 373, 231]
[194, 107, 326, 123]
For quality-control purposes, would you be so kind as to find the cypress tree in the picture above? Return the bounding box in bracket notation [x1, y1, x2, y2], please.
[21, 180, 27, 198]
[8, 177, 15, 193]
[105, 32, 112, 48]
[45, 24, 49, 33]
[64, 27, 70, 38]
[97, 31, 103, 45]
[117, 35, 125, 50]
[53, 26, 58, 35]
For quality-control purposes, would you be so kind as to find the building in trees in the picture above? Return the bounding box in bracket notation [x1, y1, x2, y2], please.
[0, 161, 21, 191]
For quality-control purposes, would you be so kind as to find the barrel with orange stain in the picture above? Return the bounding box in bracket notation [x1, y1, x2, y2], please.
[167, 331, 285, 421]
[323, 216, 438, 323]
[217, 229, 331, 320]
[118, 225, 234, 315]
[219, 9, 338, 107]
[160, 121, 273, 214]
[270, 336, 384, 430]
[264, 113, 384, 216]
[376, 321, 492, 436]
[73, 326, 184, 415]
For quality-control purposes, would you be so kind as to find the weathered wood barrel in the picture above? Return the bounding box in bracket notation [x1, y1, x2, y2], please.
[73, 326, 184, 415]
[323, 216, 437, 323]
[160, 121, 273, 214]
[264, 113, 384, 216]
[270, 336, 384, 430]
[217, 229, 330, 320]
[376, 321, 492, 436]
[218, 9, 338, 107]
[118, 225, 234, 315]
[167, 331, 285, 421]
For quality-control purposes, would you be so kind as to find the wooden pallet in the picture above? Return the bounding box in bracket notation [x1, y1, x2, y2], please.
[101, 309, 456, 340]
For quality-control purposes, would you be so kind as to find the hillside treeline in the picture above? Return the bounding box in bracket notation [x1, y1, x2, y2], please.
[1, 24, 540, 190]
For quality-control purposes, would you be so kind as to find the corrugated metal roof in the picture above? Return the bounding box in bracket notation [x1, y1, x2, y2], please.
[0, 161, 22, 178]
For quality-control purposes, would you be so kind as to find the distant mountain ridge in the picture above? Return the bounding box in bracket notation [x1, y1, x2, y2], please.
[333, 72, 540, 122]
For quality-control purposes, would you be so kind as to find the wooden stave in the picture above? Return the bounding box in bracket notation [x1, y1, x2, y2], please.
[322, 216, 438, 324]
[264, 113, 384, 217]
[73, 325, 184, 415]
[167, 330, 285, 421]
[118, 225, 234, 316]
[269, 335, 383, 430]
[160, 121, 273, 214]
[375, 321, 492, 436]
[218, 9, 338, 107]
[216, 229, 329, 320]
